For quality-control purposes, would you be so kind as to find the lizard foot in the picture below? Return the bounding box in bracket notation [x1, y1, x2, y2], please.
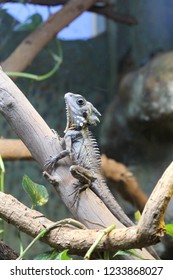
[44, 149, 70, 171]
[43, 171, 59, 186]
[69, 165, 94, 207]
[44, 155, 59, 170]
[69, 182, 88, 207]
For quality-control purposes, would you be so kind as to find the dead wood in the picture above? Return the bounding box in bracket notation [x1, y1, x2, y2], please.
[0, 139, 147, 211]
[0, 139, 31, 160]
[0, 67, 157, 259]
[0, 67, 128, 230]
[1, 67, 121, 230]
[0, 240, 18, 260]
[1, 153, 173, 259]
[0, 192, 159, 258]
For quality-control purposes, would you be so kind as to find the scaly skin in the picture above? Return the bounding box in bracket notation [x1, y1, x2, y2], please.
[46, 92, 134, 227]
[46, 92, 159, 259]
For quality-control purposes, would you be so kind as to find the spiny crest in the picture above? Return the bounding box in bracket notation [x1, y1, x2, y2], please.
[89, 131, 101, 164]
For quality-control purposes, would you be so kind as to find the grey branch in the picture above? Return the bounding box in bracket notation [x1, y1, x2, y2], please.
[0, 191, 162, 258]
[0, 67, 125, 229]
[1, 68, 171, 259]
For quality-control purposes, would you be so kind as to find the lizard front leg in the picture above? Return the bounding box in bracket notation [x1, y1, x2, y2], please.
[45, 135, 72, 170]
[45, 149, 70, 169]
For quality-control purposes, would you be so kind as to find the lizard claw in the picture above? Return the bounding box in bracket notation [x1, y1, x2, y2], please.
[45, 149, 70, 171]
[43, 171, 59, 186]
[44, 155, 58, 170]
[69, 181, 88, 208]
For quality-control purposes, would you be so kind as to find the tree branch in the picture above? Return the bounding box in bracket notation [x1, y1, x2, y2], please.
[0, 139, 31, 160]
[0, 67, 156, 259]
[0, 240, 18, 260]
[89, 6, 137, 25]
[0, 139, 147, 210]
[0, 0, 137, 25]
[1, 154, 173, 258]
[0, 67, 125, 229]
[1, 0, 98, 72]
[138, 161, 173, 236]
[0, 191, 161, 258]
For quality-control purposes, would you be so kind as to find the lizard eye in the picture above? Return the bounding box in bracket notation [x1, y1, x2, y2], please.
[76, 98, 85, 106]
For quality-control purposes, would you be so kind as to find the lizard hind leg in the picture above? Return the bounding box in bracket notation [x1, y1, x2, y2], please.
[70, 165, 96, 187]
[69, 165, 96, 206]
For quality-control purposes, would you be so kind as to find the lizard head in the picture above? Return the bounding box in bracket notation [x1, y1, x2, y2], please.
[64, 92, 101, 132]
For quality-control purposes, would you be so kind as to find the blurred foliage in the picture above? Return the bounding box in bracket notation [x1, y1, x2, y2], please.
[166, 224, 173, 237]
[34, 249, 72, 260]
[14, 13, 43, 32]
[22, 175, 49, 209]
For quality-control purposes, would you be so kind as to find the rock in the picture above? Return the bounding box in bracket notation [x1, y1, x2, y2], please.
[101, 51, 173, 198]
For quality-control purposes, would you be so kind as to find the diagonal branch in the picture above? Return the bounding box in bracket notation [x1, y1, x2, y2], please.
[0, 66, 124, 230]
[1, 0, 98, 72]
[0, 67, 156, 259]
[0, 139, 147, 210]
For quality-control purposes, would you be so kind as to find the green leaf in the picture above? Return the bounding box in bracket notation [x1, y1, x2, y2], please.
[22, 175, 49, 208]
[0, 155, 5, 193]
[0, 155, 5, 173]
[114, 249, 146, 260]
[34, 250, 58, 260]
[14, 13, 43, 32]
[34, 250, 72, 260]
[55, 250, 72, 260]
[134, 210, 141, 222]
[165, 224, 173, 237]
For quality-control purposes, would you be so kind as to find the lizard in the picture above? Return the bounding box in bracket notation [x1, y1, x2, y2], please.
[45, 92, 134, 227]
[45, 92, 160, 259]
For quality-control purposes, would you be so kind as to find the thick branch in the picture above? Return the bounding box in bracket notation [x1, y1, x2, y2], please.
[0, 67, 156, 260]
[0, 139, 147, 210]
[1, 0, 98, 72]
[138, 161, 173, 236]
[0, 241, 18, 260]
[3, 154, 173, 257]
[0, 139, 31, 160]
[0, 67, 125, 230]
[0, 192, 157, 258]
[3, 159, 173, 256]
